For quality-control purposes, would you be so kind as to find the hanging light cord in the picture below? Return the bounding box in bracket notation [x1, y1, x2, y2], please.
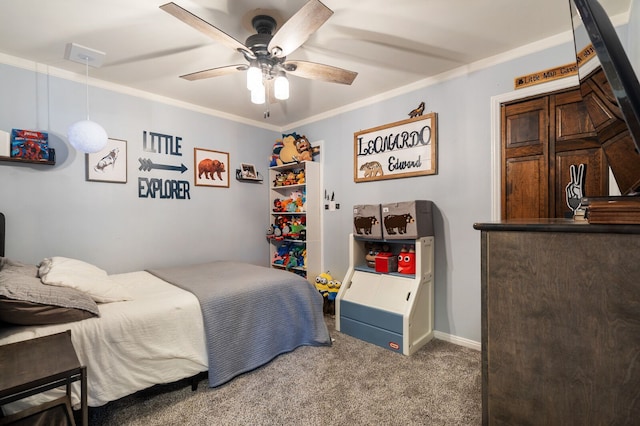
[84, 56, 90, 121]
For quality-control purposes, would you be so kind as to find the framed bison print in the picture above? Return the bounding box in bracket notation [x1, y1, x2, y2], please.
[354, 113, 437, 183]
[194, 148, 229, 188]
[86, 138, 127, 183]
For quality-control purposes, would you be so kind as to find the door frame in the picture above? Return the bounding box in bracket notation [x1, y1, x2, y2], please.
[490, 77, 578, 220]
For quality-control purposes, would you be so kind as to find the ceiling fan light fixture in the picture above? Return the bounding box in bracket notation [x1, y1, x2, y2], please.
[274, 72, 289, 100]
[247, 61, 261, 90]
[251, 82, 266, 104]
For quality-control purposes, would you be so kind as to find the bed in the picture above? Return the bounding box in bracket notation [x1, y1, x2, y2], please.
[0, 212, 330, 414]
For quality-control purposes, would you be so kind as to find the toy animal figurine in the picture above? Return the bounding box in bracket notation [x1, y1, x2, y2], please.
[409, 101, 425, 118]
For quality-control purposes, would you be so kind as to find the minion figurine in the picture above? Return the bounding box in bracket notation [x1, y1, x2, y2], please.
[326, 279, 342, 316]
[315, 271, 333, 314]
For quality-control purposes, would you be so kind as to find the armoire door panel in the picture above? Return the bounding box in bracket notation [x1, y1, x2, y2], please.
[502, 87, 611, 220]
[554, 90, 597, 142]
[503, 98, 548, 151]
[503, 156, 547, 219]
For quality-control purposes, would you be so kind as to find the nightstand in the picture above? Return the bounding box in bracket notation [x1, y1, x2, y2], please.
[0, 330, 87, 426]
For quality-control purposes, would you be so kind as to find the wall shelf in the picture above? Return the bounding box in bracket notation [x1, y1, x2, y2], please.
[0, 148, 56, 166]
[235, 169, 263, 183]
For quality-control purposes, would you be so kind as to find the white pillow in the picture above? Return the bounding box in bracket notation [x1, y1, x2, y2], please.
[39, 256, 131, 303]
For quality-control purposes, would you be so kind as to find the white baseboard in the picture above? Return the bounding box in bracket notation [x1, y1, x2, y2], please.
[434, 331, 481, 351]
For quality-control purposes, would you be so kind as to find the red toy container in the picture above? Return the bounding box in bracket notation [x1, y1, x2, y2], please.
[374, 252, 397, 273]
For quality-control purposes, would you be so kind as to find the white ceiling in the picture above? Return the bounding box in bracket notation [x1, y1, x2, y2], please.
[0, 0, 631, 129]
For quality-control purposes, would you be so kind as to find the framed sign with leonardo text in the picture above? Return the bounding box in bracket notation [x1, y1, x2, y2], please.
[354, 113, 437, 183]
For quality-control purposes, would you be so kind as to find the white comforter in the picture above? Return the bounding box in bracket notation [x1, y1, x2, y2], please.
[0, 271, 208, 411]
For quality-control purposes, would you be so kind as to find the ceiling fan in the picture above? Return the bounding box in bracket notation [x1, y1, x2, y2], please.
[160, 0, 358, 107]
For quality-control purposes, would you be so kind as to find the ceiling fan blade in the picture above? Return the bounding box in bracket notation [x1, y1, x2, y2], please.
[180, 65, 247, 81]
[160, 2, 252, 57]
[268, 0, 333, 58]
[284, 60, 357, 85]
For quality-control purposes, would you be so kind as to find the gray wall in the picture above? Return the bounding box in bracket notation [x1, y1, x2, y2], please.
[1, 10, 635, 344]
[289, 39, 579, 343]
[0, 63, 278, 273]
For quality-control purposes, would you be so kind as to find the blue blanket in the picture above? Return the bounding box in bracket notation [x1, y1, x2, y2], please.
[146, 261, 330, 387]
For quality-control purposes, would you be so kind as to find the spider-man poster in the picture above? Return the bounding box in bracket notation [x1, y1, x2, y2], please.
[10, 129, 49, 161]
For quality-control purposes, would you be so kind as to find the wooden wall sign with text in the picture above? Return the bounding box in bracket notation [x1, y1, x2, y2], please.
[354, 113, 437, 183]
[514, 44, 596, 90]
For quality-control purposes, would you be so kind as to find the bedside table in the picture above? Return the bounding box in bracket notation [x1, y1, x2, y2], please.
[0, 330, 87, 426]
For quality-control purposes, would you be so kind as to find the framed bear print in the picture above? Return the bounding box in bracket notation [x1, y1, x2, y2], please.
[194, 148, 229, 188]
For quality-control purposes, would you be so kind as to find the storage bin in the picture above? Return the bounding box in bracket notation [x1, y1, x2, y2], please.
[353, 204, 383, 238]
[374, 252, 397, 273]
[381, 200, 434, 239]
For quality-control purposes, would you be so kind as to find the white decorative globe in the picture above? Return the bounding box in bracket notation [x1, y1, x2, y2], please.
[67, 120, 108, 153]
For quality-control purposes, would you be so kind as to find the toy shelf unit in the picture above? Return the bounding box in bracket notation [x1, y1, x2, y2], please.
[336, 234, 435, 355]
[268, 161, 320, 284]
[337, 200, 435, 355]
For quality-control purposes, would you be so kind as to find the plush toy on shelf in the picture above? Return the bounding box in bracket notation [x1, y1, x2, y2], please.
[265, 224, 282, 240]
[275, 133, 300, 165]
[273, 244, 290, 265]
[269, 140, 284, 167]
[364, 242, 390, 268]
[294, 135, 319, 162]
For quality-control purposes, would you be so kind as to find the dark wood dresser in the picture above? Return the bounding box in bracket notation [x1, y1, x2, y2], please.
[474, 219, 640, 425]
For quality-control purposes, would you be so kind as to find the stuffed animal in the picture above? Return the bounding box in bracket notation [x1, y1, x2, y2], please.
[364, 242, 390, 268]
[269, 140, 284, 167]
[284, 171, 297, 185]
[296, 169, 305, 184]
[397, 245, 416, 275]
[276, 133, 300, 165]
[294, 135, 316, 162]
[273, 172, 287, 187]
[326, 279, 342, 316]
[315, 271, 334, 314]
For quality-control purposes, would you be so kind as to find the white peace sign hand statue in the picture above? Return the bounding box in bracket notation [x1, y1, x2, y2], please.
[565, 163, 585, 212]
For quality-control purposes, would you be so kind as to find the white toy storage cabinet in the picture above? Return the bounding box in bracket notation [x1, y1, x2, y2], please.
[268, 161, 320, 284]
[336, 234, 435, 355]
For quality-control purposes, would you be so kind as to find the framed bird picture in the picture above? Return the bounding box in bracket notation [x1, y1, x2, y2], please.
[86, 138, 127, 183]
[353, 113, 438, 183]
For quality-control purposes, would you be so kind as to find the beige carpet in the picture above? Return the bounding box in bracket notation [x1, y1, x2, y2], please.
[90, 317, 481, 425]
